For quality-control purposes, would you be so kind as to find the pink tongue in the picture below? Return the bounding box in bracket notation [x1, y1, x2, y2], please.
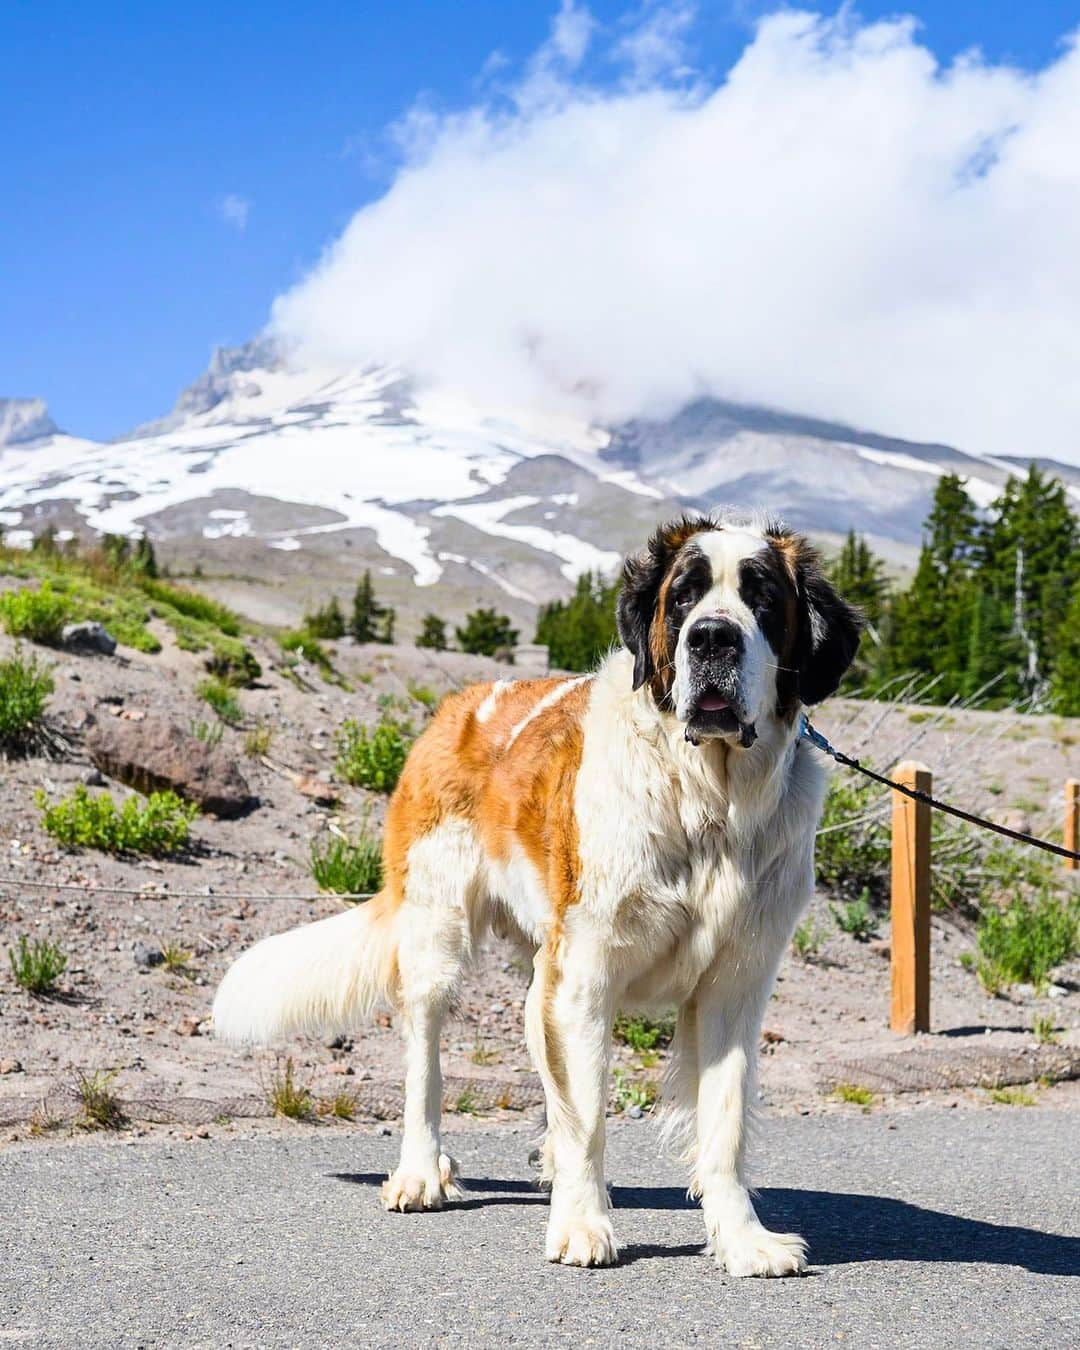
[698, 691, 729, 712]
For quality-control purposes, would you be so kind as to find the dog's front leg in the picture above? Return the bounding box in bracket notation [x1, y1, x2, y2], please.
[692, 972, 806, 1277]
[526, 934, 617, 1267]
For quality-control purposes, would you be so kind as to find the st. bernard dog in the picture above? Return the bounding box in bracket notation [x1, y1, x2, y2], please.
[213, 511, 861, 1274]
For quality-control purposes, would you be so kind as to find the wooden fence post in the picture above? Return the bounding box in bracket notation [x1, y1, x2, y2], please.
[1066, 779, 1079, 873]
[891, 761, 931, 1035]
[1063, 783, 1080, 874]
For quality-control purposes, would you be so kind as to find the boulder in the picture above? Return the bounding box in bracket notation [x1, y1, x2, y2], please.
[85, 714, 257, 819]
[62, 621, 117, 656]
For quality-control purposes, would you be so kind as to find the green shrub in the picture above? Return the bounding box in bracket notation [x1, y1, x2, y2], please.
[407, 683, 440, 712]
[280, 628, 335, 677]
[139, 578, 240, 635]
[38, 786, 198, 855]
[8, 934, 67, 995]
[266, 1057, 313, 1120]
[792, 917, 826, 961]
[335, 715, 413, 792]
[197, 676, 242, 725]
[203, 641, 261, 688]
[815, 779, 890, 899]
[976, 892, 1079, 988]
[0, 648, 53, 750]
[829, 891, 879, 941]
[74, 1069, 127, 1131]
[303, 595, 346, 640]
[613, 1012, 675, 1052]
[310, 829, 383, 896]
[0, 582, 70, 644]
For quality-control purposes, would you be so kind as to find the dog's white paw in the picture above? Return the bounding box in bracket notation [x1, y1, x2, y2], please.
[715, 1225, 807, 1278]
[380, 1153, 463, 1212]
[545, 1212, 618, 1267]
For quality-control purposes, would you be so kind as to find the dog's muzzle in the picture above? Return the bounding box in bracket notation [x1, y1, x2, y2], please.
[682, 617, 757, 749]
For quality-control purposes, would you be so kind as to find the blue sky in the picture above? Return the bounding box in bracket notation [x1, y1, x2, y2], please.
[2, 1, 1078, 440]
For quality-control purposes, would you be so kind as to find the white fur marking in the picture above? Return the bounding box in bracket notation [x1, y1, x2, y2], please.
[476, 678, 512, 723]
[506, 675, 592, 748]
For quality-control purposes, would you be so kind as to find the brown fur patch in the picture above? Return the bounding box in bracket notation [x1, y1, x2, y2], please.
[383, 675, 592, 919]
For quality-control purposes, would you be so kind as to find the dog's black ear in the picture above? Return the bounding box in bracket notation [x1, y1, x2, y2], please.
[617, 516, 712, 692]
[794, 550, 864, 706]
[617, 544, 663, 692]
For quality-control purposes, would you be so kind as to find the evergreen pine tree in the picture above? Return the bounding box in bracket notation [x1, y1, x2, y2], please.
[416, 614, 448, 650]
[133, 534, 158, 577]
[535, 571, 619, 671]
[977, 468, 1079, 701]
[378, 606, 396, 645]
[304, 594, 346, 639]
[1049, 577, 1080, 716]
[456, 608, 519, 658]
[350, 570, 384, 643]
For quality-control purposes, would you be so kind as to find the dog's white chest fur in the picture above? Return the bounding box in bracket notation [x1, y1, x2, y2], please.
[568, 651, 826, 1009]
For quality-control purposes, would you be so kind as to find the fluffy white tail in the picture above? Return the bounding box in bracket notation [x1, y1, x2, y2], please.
[211, 893, 399, 1047]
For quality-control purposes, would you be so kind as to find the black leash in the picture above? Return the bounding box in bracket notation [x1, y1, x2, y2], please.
[799, 717, 1080, 864]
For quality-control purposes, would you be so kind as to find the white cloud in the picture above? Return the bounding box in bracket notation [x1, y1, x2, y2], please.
[271, 6, 1080, 464]
[219, 194, 251, 232]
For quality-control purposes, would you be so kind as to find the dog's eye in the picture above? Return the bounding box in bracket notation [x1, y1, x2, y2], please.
[673, 588, 696, 610]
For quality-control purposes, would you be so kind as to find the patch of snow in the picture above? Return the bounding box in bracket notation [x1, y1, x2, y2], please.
[433, 496, 620, 581]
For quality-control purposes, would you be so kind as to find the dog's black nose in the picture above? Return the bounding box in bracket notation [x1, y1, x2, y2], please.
[686, 616, 744, 659]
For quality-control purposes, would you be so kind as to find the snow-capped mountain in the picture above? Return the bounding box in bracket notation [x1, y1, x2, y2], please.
[0, 397, 60, 446]
[2, 343, 1076, 618]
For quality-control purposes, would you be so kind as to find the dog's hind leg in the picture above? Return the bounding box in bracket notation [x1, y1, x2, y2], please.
[380, 830, 476, 1213]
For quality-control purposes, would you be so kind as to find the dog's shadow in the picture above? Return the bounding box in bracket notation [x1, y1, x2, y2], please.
[331, 1172, 1078, 1276]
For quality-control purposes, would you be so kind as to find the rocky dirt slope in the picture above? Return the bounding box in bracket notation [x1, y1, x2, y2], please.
[1, 624, 1077, 1144]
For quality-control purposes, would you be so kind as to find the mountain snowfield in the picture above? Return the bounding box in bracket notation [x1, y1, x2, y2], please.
[3, 343, 1078, 609]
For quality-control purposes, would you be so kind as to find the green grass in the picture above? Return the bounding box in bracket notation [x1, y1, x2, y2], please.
[266, 1057, 314, 1120]
[318, 1090, 358, 1121]
[611, 1069, 658, 1113]
[470, 1039, 501, 1066]
[159, 942, 195, 979]
[74, 1069, 128, 1131]
[334, 715, 413, 793]
[309, 829, 384, 896]
[243, 721, 273, 758]
[792, 917, 827, 961]
[407, 682, 441, 711]
[38, 785, 198, 855]
[196, 676, 242, 725]
[453, 1088, 480, 1116]
[0, 539, 260, 683]
[279, 629, 343, 684]
[0, 582, 70, 644]
[8, 934, 67, 995]
[1032, 1014, 1059, 1045]
[832, 1083, 876, 1107]
[0, 647, 54, 751]
[976, 892, 1079, 988]
[613, 1012, 675, 1053]
[829, 891, 879, 941]
[189, 717, 224, 748]
[990, 1086, 1036, 1107]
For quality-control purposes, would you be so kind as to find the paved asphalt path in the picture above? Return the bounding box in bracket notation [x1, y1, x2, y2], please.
[2, 1108, 1077, 1348]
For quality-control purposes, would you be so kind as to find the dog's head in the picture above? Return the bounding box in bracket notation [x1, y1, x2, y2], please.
[617, 513, 862, 746]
